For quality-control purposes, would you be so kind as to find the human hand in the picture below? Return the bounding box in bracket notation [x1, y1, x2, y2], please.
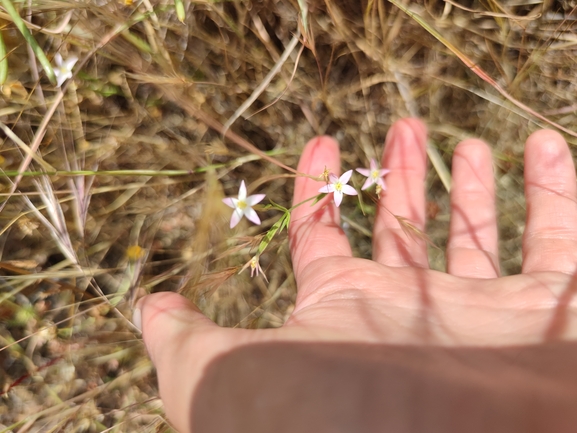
[136, 118, 577, 432]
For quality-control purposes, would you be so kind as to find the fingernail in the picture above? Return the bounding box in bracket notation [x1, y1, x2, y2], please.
[132, 308, 142, 333]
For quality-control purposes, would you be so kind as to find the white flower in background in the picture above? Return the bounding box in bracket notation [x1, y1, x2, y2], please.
[356, 158, 390, 191]
[318, 170, 357, 207]
[53, 53, 78, 87]
[222, 180, 266, 228]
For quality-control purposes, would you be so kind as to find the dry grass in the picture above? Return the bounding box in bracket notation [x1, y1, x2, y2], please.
[0, 0, 576, 430]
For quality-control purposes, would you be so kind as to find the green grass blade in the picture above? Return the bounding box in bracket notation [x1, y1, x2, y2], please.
[121, 29, 152, 54]
[0, 29, 7, 85]
[0, 0, 56, 85]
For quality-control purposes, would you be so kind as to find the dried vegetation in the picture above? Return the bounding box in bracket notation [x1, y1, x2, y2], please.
[0, 0, 576, 430]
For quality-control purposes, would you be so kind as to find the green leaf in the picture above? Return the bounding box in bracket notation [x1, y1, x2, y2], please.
[312, 193, 326, 205]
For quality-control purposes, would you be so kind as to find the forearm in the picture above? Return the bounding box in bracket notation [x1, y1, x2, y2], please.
[192, 341, 577, 433]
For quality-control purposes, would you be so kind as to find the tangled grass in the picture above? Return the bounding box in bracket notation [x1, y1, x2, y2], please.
[0, 0, 576, 430]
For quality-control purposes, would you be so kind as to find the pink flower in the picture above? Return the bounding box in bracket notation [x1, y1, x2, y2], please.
[318, 170, 357, 207]
[222, 180, 266, 228]
[356, 159, 390, 191]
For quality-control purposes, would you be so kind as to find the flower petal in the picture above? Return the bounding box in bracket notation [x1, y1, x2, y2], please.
[341, 185, 358, 196]
[244, 207, 261, 225]
[238, 180, 247, 201]
[333, 189, 344, 207]
[361, 178, 373, 190]
[356, 168, 370, 177]
[369, 159, 379, 171]
[379, 169, 391, 177]
[54, 53, 63, 66]
[222, 197, 237, 208]
[318, 185, 335, 194]
[246, 193, 266, 206]
[63, 56, 78, 70]
[56, 73, 69, 88]
[230, 209, 243, 228]
[328, 173, 339, 184]
[339, 169, 353, 184]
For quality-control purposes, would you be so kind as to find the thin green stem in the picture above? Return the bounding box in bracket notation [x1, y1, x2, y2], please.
[0, 150, 285, 178]
[288, 194, 321, 213]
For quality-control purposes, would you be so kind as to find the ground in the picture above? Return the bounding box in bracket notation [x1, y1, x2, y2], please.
[0, 0, 576, 431]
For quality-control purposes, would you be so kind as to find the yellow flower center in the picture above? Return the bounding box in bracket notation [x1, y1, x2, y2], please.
[371, 170, 379, 179]
[126, 245, 145, 261]
[334, 181, 343, 192]
[237, 200, 247, 210]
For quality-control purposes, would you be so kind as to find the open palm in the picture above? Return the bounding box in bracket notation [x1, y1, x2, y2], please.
[138, 119, 577, 432]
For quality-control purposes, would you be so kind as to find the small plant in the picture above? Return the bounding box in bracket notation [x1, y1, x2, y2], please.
[223, 164, 390, 280]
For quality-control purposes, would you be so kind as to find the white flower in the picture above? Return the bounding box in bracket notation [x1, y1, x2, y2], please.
[53, 53, 78, 87]
[356, 158, 390, 191]
[318, 170, 357, 207]
[222, 180, 266, 228]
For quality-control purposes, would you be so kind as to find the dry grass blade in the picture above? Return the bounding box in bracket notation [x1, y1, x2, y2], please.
[394, 71, 452, 192]
[0, 8, 74, 35]
[388, 0, 577, 138]
[444, 0, 542, 19]
[23, 177, 78, 265]
[0, 91, 63, 212]
[223, 32, 301, 134]
[0, 120, 55, 171]
[161, 85, 298, 174]
[394, 214, 439, 251]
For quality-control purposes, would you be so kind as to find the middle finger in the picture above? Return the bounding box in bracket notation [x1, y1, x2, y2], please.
[373, 118, 429, 268]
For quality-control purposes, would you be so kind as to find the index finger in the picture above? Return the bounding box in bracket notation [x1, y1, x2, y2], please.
[289, 136, 352, 284]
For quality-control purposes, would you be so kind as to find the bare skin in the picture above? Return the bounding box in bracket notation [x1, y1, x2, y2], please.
[137, 118, 577, 432]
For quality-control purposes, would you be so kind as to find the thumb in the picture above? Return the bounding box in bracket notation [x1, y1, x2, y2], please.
[134, 291, 216, 366]
[134, 292, 218, 433]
